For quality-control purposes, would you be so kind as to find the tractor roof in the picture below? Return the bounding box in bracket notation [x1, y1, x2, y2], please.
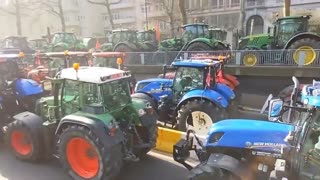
[92, 52, 126, 58]
[60, 67, 131, 84]
[277, 15, 311, 21]
[172, 59, 220, 68]
[40, 51, 91, 57]
[0, 54, 20, 60]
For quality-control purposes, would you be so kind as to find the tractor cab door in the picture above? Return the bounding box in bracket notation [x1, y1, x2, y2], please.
[172, 67, 204, 102]
[295, 111, 320, 179]
[61, 79, 81, 116]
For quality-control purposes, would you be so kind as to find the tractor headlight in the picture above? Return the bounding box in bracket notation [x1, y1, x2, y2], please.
[208, 132, 224, 144]
[138, 108, 146, 117]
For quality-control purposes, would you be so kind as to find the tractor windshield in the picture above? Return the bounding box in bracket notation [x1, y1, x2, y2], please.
[0, 60, 19, 81]
[182, 25, 210, 42]
[101, 78, 131, 110]
[173, 67, 204, 99]
[52, 33, 77, 44]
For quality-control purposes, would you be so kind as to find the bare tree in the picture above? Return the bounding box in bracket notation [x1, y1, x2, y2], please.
[159, 0, 177, 37]
[87, 0, 115, 30]
[0, 0, 34, 35]
[37, 0, 66, 32]
[178, 0, 187, 24]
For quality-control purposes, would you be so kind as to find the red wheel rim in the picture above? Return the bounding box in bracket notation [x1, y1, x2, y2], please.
[11, 130, 32, 156]
[66, 137, 99, 179]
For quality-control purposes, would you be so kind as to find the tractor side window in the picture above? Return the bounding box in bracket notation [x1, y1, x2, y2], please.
[83, 83, 101, 105]
[62, 80, 80, 114]
[173, 67, 204, 94]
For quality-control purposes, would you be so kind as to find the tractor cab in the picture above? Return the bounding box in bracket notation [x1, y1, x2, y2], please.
[270, 15, 311, 49]
[209, 28, 227, 42]
[112, 29, 138, 45]
[48, 32, 86, 52]
[32, 51, 90, 78]
[180, 23, 210, 43]
[1, 36, 35, 54]
[137, 30, 156, 43]
[28, 38, 49, 52]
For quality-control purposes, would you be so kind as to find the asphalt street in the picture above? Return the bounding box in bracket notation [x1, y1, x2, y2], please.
[0, 147, 190, 180]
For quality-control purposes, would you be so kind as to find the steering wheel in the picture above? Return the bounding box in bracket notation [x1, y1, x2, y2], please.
[84, 93, 98, 104]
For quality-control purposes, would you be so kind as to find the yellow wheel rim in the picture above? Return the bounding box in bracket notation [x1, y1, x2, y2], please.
[293, 46, 317, 65]
[243, 54, 257, 66]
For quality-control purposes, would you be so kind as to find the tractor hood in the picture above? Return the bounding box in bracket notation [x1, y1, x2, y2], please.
[135, 78, 173, 101]
[238, 34, 272, 50]
[206, 119, 294, 153]
[159, 38, 183, 51]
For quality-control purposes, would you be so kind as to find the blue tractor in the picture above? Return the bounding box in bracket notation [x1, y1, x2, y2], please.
[173, 77, 320, 179]
[0, 52, 44, 138]
[132, 58, 236, 135]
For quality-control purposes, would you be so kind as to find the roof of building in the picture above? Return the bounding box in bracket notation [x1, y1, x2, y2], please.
[60, 66, 131, 84]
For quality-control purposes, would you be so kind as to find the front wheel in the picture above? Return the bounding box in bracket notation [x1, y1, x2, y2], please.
[57, 125, 122, 180]
[177, 99, 226, 136]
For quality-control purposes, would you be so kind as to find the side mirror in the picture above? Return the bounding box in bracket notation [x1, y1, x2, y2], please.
[267, 27, 271, 34]
[268, 99, 283, 121]
[42, 80, 52, 91]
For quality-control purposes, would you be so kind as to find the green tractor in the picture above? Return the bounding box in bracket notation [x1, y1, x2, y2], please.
[28, 38, 49, 53]
[152, 23, 230, 64]
[239, 15, 320, 66]
[5, 65, 158, 179]
[101, 29, 139, 52]
[137, 29, 158, 52]
[46, 32, 87, 52]
[158, 23, 230, 52]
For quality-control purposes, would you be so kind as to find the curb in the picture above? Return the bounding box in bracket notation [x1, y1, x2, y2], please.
[155, 127, 206, 161]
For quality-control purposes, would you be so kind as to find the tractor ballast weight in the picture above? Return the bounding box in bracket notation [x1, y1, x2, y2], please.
[5, 66, 158, 180]
[174, 77, 320, 180]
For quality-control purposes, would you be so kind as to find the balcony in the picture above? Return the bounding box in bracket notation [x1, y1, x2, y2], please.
[110, 0, 134, 10]
[113, 17, 136, 24]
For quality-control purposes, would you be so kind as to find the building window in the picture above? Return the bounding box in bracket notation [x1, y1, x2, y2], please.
[218, 0, 224, 8]
[231, 0, 240, 7]
[211, 0, 217, 8]
[246, 15, 264, 35]
[202, 0, 208, 9]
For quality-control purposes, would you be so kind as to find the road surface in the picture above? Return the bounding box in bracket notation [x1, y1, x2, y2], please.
[0, 147, 190, 180]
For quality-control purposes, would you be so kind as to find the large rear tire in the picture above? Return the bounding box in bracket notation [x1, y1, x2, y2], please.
[288, 38, 320, 65]
[177, 99, 226, 135]
[57, 125, 122, 180]
[131, 93, 157, 109]
[5, 120, 43, 161]
[189, 162, 240, 180]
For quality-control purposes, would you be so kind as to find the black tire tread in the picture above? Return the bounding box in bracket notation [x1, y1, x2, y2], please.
[57, 125, 123, 180]
[189, 162, 223, 180]
[187, 42, 212, 51]
[5, 120, 43, 162]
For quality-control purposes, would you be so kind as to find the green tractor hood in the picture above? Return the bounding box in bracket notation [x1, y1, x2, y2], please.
[159, 38, 183, 51]
[238, 34, 272, 50]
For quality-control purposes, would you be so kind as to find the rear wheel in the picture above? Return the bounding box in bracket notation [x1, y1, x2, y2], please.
[288, 38, 320, 65]
[131, 93, 157, 109]
[189, 162, 240, 180]
[57, 125, 122, 180]
[177, 99, 226, 136]
[187, 42, 212, 52]
[5, 120, 43, 161]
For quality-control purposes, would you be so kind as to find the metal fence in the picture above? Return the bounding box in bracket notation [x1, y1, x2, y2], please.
[121, 49, 320, 67]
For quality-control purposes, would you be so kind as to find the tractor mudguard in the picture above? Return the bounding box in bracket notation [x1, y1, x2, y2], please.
[214, 83, 235, 101]
[113, 42, 138, 51]
[15, 79, 43, 97]
[185, 38, 213, 50]
[55, 114, 124, 149]
[177, 89, 229, 109]
[206, 153, 252, 180]
[284, 32, 320, 49]
[13, 111, 43, 131]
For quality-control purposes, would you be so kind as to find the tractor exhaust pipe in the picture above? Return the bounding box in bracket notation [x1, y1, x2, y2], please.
[287, 76, 299, 120]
